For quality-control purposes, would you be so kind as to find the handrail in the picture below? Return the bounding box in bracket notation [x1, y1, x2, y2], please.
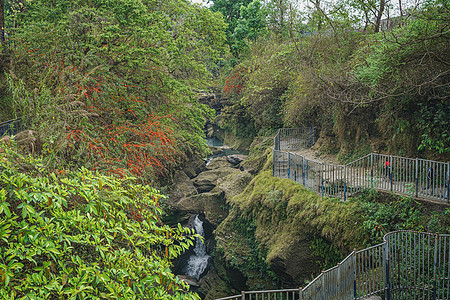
[215, 128, 450, 300]
[273, 128, 450, 203]
[215, 231, 450, 300]
[0, 118, 24, 137]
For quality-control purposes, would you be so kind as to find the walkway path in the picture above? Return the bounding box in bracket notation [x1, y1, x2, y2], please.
[274, 131, 450, 204]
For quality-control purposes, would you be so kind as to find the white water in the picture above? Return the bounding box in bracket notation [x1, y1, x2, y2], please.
[186, 215, 210, 279]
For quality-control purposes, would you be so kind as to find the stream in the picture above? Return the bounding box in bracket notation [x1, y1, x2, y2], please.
[171, 136, 249, 292]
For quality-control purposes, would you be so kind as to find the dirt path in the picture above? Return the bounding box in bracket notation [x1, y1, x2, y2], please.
[292, 148, 341, 165]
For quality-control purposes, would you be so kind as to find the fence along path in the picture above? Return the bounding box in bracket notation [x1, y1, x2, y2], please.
[215, 231, 450, 300]
[273, 128, 450, 203]
[0, 118, 24, 137]
[214, 128, 449, 300]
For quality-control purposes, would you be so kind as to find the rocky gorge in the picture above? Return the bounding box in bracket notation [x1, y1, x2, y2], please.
[164, 134, 337, 299]
[165, 138, 255, 298]
[163, 128, 449, 300]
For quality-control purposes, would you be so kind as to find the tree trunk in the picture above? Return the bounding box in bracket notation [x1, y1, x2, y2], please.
[374, 0, 386, 33]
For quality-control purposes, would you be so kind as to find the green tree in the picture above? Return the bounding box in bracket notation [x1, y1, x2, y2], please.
[209, 0, 253, 56]
[354, 1, 450, 154]
[230, 0, 266, 54]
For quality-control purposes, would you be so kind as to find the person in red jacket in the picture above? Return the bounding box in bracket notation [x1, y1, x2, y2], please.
[383, 160, 391, 181]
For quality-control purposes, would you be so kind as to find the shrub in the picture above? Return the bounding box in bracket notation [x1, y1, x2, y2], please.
[0, 144, 199, 299]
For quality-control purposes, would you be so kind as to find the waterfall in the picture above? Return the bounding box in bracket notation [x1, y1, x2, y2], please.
[186, 215, 210, 280]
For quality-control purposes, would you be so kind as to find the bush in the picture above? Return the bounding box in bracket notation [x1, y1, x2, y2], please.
[0, 144, 199, 299]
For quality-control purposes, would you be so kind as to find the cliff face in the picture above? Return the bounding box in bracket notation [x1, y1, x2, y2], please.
[213, 148, 368, 292]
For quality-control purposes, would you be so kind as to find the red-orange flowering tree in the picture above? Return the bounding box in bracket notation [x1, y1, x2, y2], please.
[5, 0, 227, 182]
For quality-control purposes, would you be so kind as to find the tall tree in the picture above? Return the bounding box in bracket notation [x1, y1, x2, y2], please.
[209, 0, 254, 56]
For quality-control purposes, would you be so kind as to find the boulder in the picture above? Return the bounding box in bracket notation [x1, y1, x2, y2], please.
[209, 146, 224, 156]
[206, 157, 234, 170]
[178, 275, 201, 287]
[183, 156, 207, 179]
[223, 132, 252, 150]
[177, 190, 228, 227]
[268, 239, 322, 288]
[215, 171, 253, 198]
[226, 154, 247, 166]
[193, 167, 239, 193]
[197, 254, 247, 300]
[168, 170, 198, 203]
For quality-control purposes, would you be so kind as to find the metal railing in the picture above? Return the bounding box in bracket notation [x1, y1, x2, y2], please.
[216, 289, 301, 300]
[274, 127, 317, 151]
[215, 231, 450, 300]
[273, 128, 450, 203]
[0, 118, 24, 137]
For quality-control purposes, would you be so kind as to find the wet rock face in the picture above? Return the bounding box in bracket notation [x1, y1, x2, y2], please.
[216, 171, 253, 198]
[169, 149, 257, 299]
[184, 157, 207, 179]
[168, 170, 198, 203]
[268, 240, 322, 288]
[206, 157, 234, 170]
[226, 154, 247, 166]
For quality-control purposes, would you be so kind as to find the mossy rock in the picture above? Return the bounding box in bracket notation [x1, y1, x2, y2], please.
[193, 167, 239, 193]
[206, 157, 234, 170]
[223, 132, 253, 150]
[214, 170, 253, 199]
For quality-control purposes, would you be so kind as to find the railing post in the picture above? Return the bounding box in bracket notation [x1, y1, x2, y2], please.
[241, 291, 245, 300]
[416, 158, 419, 198]
[321, 163, 324, 198]
[390, 155, 393, 191]
[383, 241, 390, 300]
[433, 233, 438, 300]
[337, 263, 341, 295]
[273, 149, 275, 177]
[344, 166, 347, 201]
[371, 153, 374, 188]
[299, 287, 303, 300]
[321, 177, 324, 198]
[446, 162, 449, 203]
[304, 159, 308, 186]
[321, 272, 325, 299]
[302, 157, 305, 186]
[352, 250, 357, 299]
[288, 152, 291, 179]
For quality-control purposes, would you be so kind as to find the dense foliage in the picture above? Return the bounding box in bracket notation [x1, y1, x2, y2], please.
[0, 144, 198, 299]
[217, 0, 450, 158]
[2, 0, 228, 183]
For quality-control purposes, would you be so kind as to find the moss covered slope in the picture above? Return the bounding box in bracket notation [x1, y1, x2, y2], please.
[215, 150, 367, 289]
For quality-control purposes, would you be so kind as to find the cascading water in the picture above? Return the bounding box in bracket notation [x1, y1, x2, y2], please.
[185, 215, 210, 280]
